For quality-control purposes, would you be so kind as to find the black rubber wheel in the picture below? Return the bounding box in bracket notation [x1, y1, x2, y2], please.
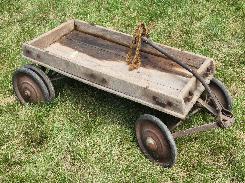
[135, 114, 177, 168]
[202, 78, 232, 111]
[24, 64, 55, 101]
[12, 67, 50, 104]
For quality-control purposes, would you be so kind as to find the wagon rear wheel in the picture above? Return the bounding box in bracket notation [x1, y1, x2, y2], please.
[13, 67, 50, 104]
[23, 64, 55, 101]
[135, 114, 177, 168]
[202, 78, 232, 111]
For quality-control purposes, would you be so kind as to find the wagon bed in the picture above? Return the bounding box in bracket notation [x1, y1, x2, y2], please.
[23, 20, 215, 119]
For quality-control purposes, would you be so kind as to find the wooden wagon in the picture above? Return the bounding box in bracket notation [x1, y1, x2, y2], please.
[13, 20, 234, 167]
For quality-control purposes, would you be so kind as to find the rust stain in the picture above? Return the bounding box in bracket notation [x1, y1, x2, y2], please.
[36, 54, 41, 59]
[152, 96, 167, 108]
[167, 101, 173, 107]
[85, 72, 108, 86]
[25, 49, 32, 56]
[100, 78, 108, 85]
[184, 91, 194, 103]
[88, 73, 97, 80]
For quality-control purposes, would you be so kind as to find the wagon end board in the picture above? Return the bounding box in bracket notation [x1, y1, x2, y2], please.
[22, 19, 215, 119]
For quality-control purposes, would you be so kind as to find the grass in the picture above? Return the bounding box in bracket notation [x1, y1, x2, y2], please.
[0, 0, 244, 182]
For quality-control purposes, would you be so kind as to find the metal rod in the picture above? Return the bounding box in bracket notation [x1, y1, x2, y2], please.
[172, 122, 219, 138]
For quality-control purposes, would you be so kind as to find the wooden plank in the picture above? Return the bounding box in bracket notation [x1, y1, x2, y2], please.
[30, 20, 75, 49]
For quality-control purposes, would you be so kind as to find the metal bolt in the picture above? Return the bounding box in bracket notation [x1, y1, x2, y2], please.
[24, 90, 31, 98]
[145, 137, 157, 151]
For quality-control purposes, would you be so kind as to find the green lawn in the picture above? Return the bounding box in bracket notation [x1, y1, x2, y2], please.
[0, 0, 245, 182]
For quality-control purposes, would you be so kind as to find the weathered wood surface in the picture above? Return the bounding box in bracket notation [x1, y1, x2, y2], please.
[30, 20, 74, 49]
[57, 30, 195, 78]
[23, 19, 215, 119]
[74, 20, 209, 69]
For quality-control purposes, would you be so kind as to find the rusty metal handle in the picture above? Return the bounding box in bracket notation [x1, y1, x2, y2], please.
[142, 37, 222, 112]
[142, 37, 235, 129]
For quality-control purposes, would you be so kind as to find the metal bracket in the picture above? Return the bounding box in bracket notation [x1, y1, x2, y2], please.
[197, 98, 217, 116]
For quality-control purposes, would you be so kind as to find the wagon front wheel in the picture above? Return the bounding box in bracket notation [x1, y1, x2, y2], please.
[135, 114, 177, 168]
[202, 78, 232, 111]
[13, 67, 50, 104]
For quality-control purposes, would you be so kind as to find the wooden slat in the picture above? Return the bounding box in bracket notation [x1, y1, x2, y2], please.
[30, 20, 75, 49]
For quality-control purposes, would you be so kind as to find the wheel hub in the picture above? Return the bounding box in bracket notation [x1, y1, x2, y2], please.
[13, 67, 52, 104]
[142, 127, 169, 160]
[15, 75, 43, 103]
[145, 136, 157, 151]
[19, 80, 40, 102]
[24, 90, 31, 98]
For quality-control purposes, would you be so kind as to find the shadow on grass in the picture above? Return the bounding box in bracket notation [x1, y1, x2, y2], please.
[54, 78, 180, 133]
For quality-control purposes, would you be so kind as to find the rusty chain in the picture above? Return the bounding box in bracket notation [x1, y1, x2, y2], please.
[126, 23, 148, 71]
